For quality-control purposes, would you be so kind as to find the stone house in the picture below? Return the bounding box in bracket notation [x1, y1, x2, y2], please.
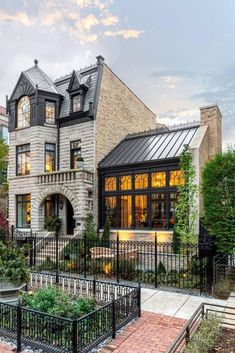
[7, 56, 156, 235]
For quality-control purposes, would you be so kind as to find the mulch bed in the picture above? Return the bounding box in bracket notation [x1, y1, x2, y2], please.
[209, 329, 235, 353]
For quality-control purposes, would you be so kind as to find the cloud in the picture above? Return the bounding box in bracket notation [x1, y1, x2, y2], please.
[0, 1, 142, 44]
[152, 68, 193, 79]
[104, 29, 144, 39]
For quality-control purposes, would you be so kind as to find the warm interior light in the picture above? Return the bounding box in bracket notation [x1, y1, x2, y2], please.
[103, 262, 112, 274]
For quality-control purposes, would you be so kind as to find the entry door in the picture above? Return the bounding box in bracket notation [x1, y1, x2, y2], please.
[66, 200, 74, 235]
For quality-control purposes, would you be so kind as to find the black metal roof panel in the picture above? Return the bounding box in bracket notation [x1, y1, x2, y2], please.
[99, 125, 199, 168]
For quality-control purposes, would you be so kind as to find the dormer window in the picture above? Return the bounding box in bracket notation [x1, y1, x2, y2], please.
[45, 101, 56, 124]
[17, 96, 30, 128]
[73, 94, 83, 112]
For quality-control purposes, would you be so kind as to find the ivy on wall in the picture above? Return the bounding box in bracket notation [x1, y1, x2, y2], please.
[174, 144, 199, 244]
[202, 149, 235, 254]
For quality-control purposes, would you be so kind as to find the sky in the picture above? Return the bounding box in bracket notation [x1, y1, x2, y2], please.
[0, 0, 234, 147]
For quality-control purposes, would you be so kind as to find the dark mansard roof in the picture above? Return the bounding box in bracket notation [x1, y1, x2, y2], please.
[99, 124, 200, 169]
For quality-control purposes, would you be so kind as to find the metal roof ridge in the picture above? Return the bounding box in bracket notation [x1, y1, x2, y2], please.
[54, 63, 97, 83]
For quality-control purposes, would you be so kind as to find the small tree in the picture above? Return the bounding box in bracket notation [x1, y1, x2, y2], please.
[175, 144, 199, 244]
[83, 214, 98, 240]
[202, 149, 235, 254]
[101, 217, 110, 247]
[172, 224, 181, 253]
[0, 139, 8, 197]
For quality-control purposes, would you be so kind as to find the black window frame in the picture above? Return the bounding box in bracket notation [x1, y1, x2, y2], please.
[101, 167, 181, 231]
[16, 194, 31, 228]
[45, 101, 56, 124]
[16, 143, 30, 176]
[70, 140, 82, 169]
[45, 142, 56, 173]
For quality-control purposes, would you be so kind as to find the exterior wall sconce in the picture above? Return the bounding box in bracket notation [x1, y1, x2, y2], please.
[59, 199, 64, 210]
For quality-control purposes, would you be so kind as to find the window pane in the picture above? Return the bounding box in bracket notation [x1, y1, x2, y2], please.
[17, 96, 30, 128]
[45, 102, 56, 124]
[45, 143, 56, 172]
[120, 175, 132, 190]
[71, 140, 82, 169]
[169, 192, 178, 228]
[105, 196, 118, 228]
[151, 172, 166, 187]
[151, 193, 166, 228]
[17, 144, 30, 175]
[170, 170, 185, 186]
[73, 95, 82, 112]
[104, 177, 116, 191]
[45, 195, 55, 221]
[135, 174, 148, 189]
[120, 195, 132, 228]
[135, 195, 148, 228]
[17, 194, 31, 228]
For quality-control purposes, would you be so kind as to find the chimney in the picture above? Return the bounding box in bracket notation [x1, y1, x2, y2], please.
[200, 104, 222, 158]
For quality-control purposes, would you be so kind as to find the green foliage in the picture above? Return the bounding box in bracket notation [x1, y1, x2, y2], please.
[45, 215, 62, 232]
[0, 139, 8, 197]
[157, 261, 166, 274]
[216, 277, 232, 298]
[0, 241, 29, 284]
[202, 149, 235, 254]
[175, 145, 198, 244]
[21, 286, 96, 318]
[101, 217, 110, 247]
[184, 315, 221, 353]
[172, 226, 181, 254]
[84, 214, 98, 240]
[36, 256, 56, 271]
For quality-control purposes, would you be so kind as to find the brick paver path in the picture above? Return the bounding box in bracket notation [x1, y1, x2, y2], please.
[0, 343, 27, 352]
[100, 311, 186, 353]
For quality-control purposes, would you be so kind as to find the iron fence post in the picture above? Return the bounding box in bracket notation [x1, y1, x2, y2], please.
[112, 300, 116, 339]
[84, 233, 87, 278]
[55, 232, 59, 284]
[138, 283, 141, 317]
[185, 326, 190, 345]
[154, 232, 158, 288]
[93, 277, 96, 296]
[116, 231, 120, 283]
[11, 224, 14, 242]
[33, 235, 36, 267]
[16, 305, 22, 353]
[72, 320, 78, 353]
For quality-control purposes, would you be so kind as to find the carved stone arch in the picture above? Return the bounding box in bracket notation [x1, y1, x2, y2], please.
[32, 185, 79, 230]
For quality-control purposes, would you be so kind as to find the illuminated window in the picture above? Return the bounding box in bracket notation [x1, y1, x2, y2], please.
[135, 195, 148, 228]
[16, 194, 31, 228]
[73, 95, 82, 112]
[151, 193, 166, 228]
[170, 170, 185, 186]
[45, 143, 56, 172]
[169, 192, 178, 228]
[120, 175, 132, 190]
[45, 102, 56, 124]
[17, 96, 30, 128]
[151, 172, 166, 187]
[104, 177, 116, 191]
[16, 144, 30, 176]
[120, 195, 132, 228]
[105, 196, 118, 228]
[71, 140, 82, 169]
[135, 174, 148, 189]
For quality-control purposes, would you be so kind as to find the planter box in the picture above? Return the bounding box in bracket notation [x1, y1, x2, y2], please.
[0, 280, 26, 304]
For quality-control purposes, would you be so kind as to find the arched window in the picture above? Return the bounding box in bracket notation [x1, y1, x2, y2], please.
[17, 96, 30, 128]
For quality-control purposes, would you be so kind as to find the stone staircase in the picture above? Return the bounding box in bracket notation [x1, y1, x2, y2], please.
[34, 236, 70, 265]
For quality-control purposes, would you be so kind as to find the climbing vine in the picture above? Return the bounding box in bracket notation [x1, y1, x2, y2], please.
[174, 144, 199, 244]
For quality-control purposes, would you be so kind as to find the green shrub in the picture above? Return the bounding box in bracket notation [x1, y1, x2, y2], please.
[157, 261, 166, 275]
[167, 270, 179, 284]
[217, 277, 232, 297]
[143, 270, 155, 283]
[184, 315, 222, 353]
[45, 215, 62, 232]
[36, 256, 56, 271]
[21, 286, 96, 318]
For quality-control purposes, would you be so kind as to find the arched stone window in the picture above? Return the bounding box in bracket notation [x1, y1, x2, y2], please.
[17, 96, 30, 128]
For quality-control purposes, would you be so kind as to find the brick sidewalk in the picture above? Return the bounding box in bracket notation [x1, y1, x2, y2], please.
[0, 343, 27, 352]
[100, 311, 186, 353]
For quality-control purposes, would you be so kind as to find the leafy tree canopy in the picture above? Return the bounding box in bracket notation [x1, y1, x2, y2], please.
[0, 139, 8, 193]
[202, 149, 235, 254]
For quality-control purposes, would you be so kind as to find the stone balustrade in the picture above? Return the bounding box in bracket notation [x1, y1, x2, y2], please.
[37, 169, 93, 185]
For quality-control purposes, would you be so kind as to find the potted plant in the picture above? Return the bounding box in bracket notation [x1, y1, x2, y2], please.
[0, 241, 29, 303]
[45, 215, 62, 233]
[76, 156, 84, 169]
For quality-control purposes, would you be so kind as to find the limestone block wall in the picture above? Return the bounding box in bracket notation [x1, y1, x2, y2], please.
[59, 121, 95, 172]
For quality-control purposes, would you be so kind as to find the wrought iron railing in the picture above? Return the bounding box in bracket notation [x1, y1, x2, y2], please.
[0, 273, 140, 353]
[10, 231, 215, 293]
[166, 303, 235, 353]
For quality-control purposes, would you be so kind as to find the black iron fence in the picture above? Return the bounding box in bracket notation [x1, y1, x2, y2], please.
[166, 302, 235, 353]
[213, 253, 235, 296]
[10, 230, 215, 293]
[0, 272, 140, 353]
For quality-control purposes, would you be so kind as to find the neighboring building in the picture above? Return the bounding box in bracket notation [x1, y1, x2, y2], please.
[98, 105, 222, 241]
[7, 57, 156, 234]
[0, 106, 8, 214]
